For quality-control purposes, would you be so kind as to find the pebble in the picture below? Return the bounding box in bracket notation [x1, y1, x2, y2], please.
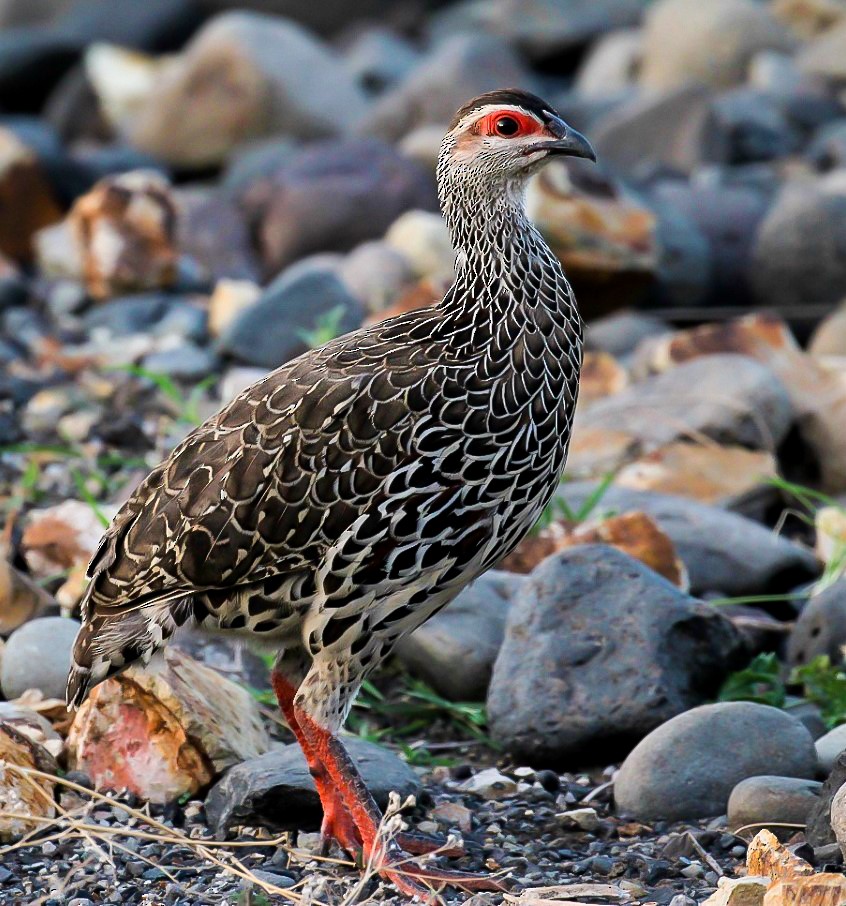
[727, 775, 822, 833]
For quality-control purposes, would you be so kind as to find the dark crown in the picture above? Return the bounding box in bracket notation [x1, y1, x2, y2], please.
[448, 88, 556, 131]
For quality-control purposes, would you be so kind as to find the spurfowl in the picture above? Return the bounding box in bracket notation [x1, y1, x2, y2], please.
[67, 89, 594, 899]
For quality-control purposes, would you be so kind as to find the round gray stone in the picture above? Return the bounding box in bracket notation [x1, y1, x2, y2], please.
[614, 702, 818, 821]
[727, 775, 822, 833]
[0, 616, 80, 700]
[816, 724, 846, 774]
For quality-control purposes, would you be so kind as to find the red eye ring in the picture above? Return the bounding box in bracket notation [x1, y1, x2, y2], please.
[479, 109, 542, 139]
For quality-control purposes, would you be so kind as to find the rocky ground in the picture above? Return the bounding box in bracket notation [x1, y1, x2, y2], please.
[5, 0, 846, 904]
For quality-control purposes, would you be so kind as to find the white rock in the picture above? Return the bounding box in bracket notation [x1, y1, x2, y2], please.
[385, 210, 454, 281]
[459, 768, 517, 800]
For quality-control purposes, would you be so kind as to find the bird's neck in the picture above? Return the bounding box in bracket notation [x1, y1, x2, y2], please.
[436, 169, 579, 334]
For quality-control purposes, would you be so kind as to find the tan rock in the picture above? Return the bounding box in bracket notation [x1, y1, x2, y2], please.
[566, 425, 642, 480]
[364, 278, 444, 326]
[502, 510, 687, 588]
[0, 703, 63, 760]
[809, 300, 846, 359]
[764, 875, 846, 906]
[0, 722, 57, 841]
[703, 876, 769, 906]
[67, 647, 271, 803]
[796, 16, 846, 79]
[384, 210, 454, 281]
[615, 442, 778, 507]
[557, 511, 688, 589]
[125, 12, 368, 168]
[526, 163, 657, 316]
[0, 128, 62, 263]
[84, 43, 169, 134]
[578, 351, 629, 407]
[21, 500, 116, 580]
[747, 828, 815, 882]
[208, 279, 261, 337]
[816, 506, 846, 565]
[0, 557, 55, 635]
[641, 0, 795, 90]
[632, 313, 846, 492]
[774, 0, 846, 38]
[70, 170, 179, 300]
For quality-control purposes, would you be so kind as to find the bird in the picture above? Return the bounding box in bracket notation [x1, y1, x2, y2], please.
[67, 88, 595, 900]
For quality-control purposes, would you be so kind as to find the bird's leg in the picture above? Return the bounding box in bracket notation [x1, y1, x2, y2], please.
[294, 703, 508, 898]
[270, 670, 362, 858]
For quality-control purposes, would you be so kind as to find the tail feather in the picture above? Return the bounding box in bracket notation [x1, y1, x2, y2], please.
[66, 597, 191, 709]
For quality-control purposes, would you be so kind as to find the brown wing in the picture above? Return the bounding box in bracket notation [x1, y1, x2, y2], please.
[79, 313, 449, 623]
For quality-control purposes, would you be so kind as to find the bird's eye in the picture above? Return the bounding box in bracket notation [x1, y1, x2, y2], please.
[494, 116, 520, 137]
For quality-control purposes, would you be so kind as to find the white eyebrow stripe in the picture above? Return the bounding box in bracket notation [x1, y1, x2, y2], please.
[454, 103, 545, 133]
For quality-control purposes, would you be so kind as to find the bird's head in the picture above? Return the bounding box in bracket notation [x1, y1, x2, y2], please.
[438, 89, 596, 194]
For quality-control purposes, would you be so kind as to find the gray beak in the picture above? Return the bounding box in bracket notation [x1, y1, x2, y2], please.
[531, 116, 596, 162]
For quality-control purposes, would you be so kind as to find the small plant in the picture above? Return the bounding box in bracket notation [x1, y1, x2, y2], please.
[719, 653, 846, 730]
[793, 656, 846, 730]
[110, 364, 215, 425]
[718, 652, 786, 709]
[297, 305, 347, 349]
[532, 471, 617, 534]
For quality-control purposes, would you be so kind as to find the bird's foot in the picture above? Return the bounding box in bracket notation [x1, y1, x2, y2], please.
[319, 797, 363, 858]
[396, 829, 465, 858]
[373, 845, 510, 901]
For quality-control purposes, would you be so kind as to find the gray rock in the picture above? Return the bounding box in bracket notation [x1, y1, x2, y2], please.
[240, 137, 437, 275]
[648, 174, 772, 306]
[395, 570, 523, 701]
[727, 775, 822, 833]
[648, 195, 712, 308]
[592, 84, 728, 177]
[557, 483, 819, 597]
[578, 354, 794, 450]
[817, 724, 846, 774]
[83, 294, 204, 339]
[487, 546, 744, 764]
[205, 736, 419, 836]
[640, 0, 795, 91]
[807, 120, 846, 172]
[126, 12, 369, 168]
[430, 0, 645, 61]
[787, 580, 846, 667]
[832, 783, 846, 861]
[807, 751, 846, 846]
[219, 265, 364, 369]
[712, 88, 800, 164]
[141, 343, 218, 381]
[342, 27, 420, 94]
[361, 34, 536, 143]
[174, 187, 261, 285]
[751, 175, 846, 310]
[1, 616, 80, 700]
[615, 702, 818, 821]
[585, 310, 669, 360]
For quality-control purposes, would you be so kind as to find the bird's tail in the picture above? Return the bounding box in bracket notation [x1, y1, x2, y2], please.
[66, 596, 191, 710]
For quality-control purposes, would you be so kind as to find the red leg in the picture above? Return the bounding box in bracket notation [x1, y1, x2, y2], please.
[294, 703, 508, 899]
[271, 671, 362, 858]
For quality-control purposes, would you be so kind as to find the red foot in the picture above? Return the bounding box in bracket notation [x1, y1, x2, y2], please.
[397, 829, 465, 858]
[294, 704, 509, 898]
